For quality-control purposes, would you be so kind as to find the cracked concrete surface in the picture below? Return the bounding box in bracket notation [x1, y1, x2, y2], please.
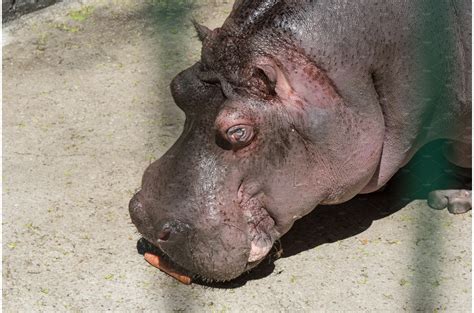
[3, 1, 471, 311]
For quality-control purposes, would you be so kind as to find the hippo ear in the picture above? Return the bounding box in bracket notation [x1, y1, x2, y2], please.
[192, 20, 212, 41]
[256, 61, 293, 101]
[257, 58, 339, 107]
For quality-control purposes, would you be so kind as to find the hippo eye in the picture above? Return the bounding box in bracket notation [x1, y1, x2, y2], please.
[226, 125, 255, 148]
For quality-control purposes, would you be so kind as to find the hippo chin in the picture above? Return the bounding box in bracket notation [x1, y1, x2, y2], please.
[129, 0, 471, 282]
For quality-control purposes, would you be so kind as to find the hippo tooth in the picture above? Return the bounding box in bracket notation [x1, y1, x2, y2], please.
[248, 241, 272, 263]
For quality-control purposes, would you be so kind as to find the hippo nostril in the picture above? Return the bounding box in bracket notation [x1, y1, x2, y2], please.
[156, 220, 191, 243]
[158, 229, 171, 241]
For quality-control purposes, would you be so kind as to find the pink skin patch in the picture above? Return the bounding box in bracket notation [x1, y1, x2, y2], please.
[248, 241, 272, 262]
[255, 56, 339, 108]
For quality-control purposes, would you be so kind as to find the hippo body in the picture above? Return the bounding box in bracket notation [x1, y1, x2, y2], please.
[130, 0, 471, 282]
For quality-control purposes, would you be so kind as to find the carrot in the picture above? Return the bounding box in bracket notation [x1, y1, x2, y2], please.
[144, 252, 192, 285]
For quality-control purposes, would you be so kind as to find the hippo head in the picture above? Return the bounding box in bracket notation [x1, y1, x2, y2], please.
[129, 20, 385, 281]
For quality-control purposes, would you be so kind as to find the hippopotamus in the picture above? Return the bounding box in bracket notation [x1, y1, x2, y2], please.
[129, 0, 471, 282]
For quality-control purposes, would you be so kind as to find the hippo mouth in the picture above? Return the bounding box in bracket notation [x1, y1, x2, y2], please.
[136, 202, 278, 283]
[134, 183, 279, 283]
[136, 229, 273, 285]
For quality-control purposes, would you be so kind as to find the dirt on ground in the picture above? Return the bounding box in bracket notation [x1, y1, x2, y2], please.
[3, 0, 471, 311]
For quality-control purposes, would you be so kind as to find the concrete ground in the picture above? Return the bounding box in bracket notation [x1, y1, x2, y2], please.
[3, 0, 471, 311]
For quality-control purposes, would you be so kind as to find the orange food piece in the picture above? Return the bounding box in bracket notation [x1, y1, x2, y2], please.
[144, 252, 192, 285]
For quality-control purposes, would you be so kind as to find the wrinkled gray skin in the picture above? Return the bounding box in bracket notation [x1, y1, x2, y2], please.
[129, 0, 471, 282]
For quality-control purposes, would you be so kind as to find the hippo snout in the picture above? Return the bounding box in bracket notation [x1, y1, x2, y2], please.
[129, 192, 191, 245]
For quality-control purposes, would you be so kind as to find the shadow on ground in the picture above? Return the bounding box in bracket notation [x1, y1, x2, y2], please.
[197, 139, 471, 288]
